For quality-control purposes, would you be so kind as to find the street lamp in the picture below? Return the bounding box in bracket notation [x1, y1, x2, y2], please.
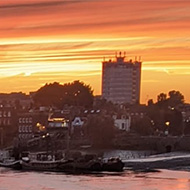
[36, 122, 46, 132]
[165, 121, 170, 135]
[165, 121, 170, 136]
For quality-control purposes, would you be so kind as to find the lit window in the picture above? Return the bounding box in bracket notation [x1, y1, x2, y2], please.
[7, 111, 11, 117]
[29, 125, 32, 132]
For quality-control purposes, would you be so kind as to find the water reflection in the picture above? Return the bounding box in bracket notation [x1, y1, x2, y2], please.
[1, 168, 190, 190]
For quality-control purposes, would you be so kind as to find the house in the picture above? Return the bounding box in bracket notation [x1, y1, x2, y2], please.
[18, 110, 49, 142]
[113, 114, 131, 131]
[47, 118, 69, 129]
[71, 117, 85, 136]
[27, 116, 69, 150]
[0, 105, 17, 147]
[0, 92, 31, 110]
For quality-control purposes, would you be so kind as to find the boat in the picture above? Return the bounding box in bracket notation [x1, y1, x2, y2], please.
[21, 159, 62, 172]
[21, 151, 124, 173]
[21, 152, 102, 172]
[57, 154, 102, 172]
[0, 159, 22, 170]
[58, 154, 124, 172]
[102, 157, 124, 172]
[21, 151, 66, 172]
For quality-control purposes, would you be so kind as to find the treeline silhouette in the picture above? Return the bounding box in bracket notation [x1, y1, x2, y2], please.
[33, 80, 94, 108]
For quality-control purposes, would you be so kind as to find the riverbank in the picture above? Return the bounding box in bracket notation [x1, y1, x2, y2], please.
[124, 151, 190, 171]
[60, 149, 190, 172]
[2, 147, 190, 173]
[114, 135, 190, 152]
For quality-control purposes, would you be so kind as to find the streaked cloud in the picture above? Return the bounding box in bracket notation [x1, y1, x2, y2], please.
[0, 0, 190, 103]
[0, 0, 79, 9]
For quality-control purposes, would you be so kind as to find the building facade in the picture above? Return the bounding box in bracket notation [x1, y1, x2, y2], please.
[102, 52, 142, 104]
[0, 105, 17, 147]
[113, 114, 131, 131]
[18, 111, 49, 141]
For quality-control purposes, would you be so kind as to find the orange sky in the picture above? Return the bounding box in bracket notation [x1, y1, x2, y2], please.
[0, 0, 190, 104]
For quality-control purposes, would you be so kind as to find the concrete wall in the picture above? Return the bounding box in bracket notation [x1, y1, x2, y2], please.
[114, 135, 190, 152]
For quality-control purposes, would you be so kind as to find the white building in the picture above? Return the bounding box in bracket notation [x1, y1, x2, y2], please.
[102, 52, 142, 104]
[113, 114, 131, 131]
[71, 117, 84, 135]
[48, 118, 69, 128]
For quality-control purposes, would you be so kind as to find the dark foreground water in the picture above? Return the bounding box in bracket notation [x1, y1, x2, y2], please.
[1, 168, 190, 190]
[1, 151, 190, 190]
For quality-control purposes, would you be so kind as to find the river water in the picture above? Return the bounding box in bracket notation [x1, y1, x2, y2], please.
[1, 168, 190, 190]
[1, 151, 190, 190]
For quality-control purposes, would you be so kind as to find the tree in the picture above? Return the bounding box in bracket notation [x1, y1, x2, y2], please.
[93, 98, 118, 114]
[184, 121, 190, 135]
[33, 82, 64, 107]
[168, 90, 184, 107]
[84, 115, 115, 148]
[131, 116, 154, 136]
[156, 90, 184, 108]
[147, 99, 154, 106]
[33, 81, 94, 108]
[157, 93, 167, 102]
[164, 109, 183, 135]
[62, 80, 93, 107]
[145, 90, 185, 136]
[156, 93, 168, 108]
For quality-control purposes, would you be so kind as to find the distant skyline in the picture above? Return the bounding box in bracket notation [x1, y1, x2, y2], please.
[0, 0, 190, 103]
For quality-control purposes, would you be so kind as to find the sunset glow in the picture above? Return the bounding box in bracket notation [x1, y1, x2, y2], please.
[1, 0, 190, 103]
